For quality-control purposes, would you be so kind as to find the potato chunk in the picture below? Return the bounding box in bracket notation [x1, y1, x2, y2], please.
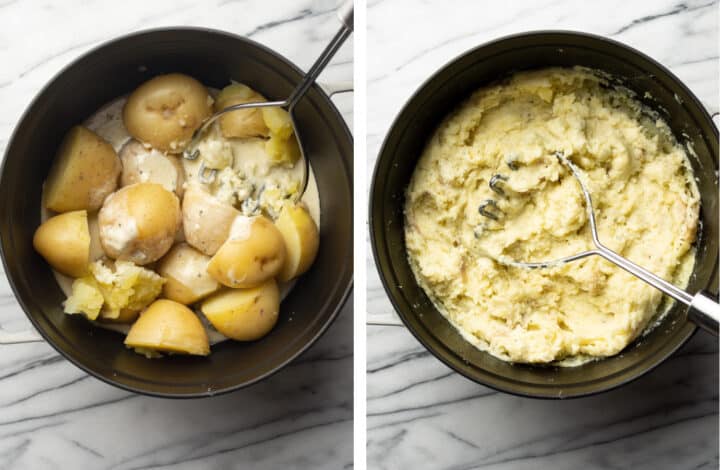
[182, 185, 240, 256]
[157, 243, 219, 305]
[125, 299, 210, 356]
[98, 183, 181, 265]
[33, 210, 90, 277]
[123, 73, 212, 153]
[44, 126, 121, 212]
[215, 83, 269, 139]
[201, 279, 279, 341]
[119, 139, 185, 197]
[63, 260, 164, 321]
[275, 204, 319, 281]
[207, 215, 286, 288]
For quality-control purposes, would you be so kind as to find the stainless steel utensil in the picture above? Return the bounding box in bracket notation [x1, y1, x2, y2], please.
[477, 151, 719, 334]
[183, 0, 354, 199]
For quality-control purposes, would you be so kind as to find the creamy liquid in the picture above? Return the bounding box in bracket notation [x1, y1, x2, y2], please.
[43, 95, 321, 345]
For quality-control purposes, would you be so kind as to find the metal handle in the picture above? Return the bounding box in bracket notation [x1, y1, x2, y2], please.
[563, 154, 720, 336]
[319, 81, 354, 98]
[336, 0, 354, 31]
[286, 4, 353, 110]
[687, 291, 719, 335]
[367, 312, 404, 326]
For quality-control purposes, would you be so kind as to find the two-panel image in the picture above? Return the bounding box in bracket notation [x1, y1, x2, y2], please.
[0, 1, 717, 469]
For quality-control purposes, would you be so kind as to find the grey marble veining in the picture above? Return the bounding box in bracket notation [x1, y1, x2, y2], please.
[366, 0, 718, 469]
[0, 0, 352, 469]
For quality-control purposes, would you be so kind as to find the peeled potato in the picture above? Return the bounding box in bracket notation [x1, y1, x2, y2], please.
[275, 204, 319, 281]
[215, 83, 268, 138]
[100, 308, 140, 324]
[98, 183, 181, 264]
[157, 243, 219, 305]
[33, 210, 90, 277]
[265, 132, 301, 166]
[182, 185, 239, 255]
[201, 279, 279, 341]
[125, 299, 209, 356]
[123, 73, 212, 153]
[261, 107, 293, 139]
[44, 126, 121, 212]
[119, 139, 185, 197]
[207, 215, 286, 288]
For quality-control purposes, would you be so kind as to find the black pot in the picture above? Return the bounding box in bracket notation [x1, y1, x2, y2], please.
[370, 31, 718, 398]
[0, 28, 353, 398]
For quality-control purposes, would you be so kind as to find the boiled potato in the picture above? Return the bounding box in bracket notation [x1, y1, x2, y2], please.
[275, 204, 319, 281]
[182, 185, 239, 255]
[33, 210, 90, 277]
[125, 299, 209, 356]
[201, 279, 279, 341]
[261, 107, 293, 139]
[119, 139, 185, 197]
[157, 243, 219, 305]
[207, 215, 286, 288]
[98, 183, 181, 264]
[123, 73, 212, 153]
[64, 259, 165, 320]
[99, 308, 140, 324]
[215, 83, 269, 139]
[265, 132, 301, 166]
[44, 126, 121, 212]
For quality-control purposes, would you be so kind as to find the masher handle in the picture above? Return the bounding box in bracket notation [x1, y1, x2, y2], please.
[688, 291, 720, 335]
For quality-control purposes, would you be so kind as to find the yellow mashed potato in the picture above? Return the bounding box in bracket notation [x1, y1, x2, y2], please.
[404, 67, 699, 365]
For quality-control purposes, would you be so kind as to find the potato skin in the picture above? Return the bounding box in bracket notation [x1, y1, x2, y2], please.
[182, 186, 239, 256]
[275, 204, 319, 281]
[123, 74, 212, 153]
[207, 215, 286, 288]
[157, 243, 219, 305]
[44, 126, 121, 212]
[33, 210, 90, 277]
[98, 183, 181, 264]
[125, 299, 210, 356]
[201, 279, 279, 341]
[215, 83, 269, 139]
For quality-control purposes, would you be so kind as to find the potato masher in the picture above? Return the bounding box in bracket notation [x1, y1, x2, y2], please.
[182, 0, 354, 199]
[477, 151, 719, 335]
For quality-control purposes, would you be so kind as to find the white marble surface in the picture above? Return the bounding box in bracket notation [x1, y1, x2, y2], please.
[0, 1, 352, 469]
[367, 0, 718, 469]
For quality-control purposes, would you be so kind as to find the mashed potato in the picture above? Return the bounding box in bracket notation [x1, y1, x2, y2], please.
[404, 67, 699, 365]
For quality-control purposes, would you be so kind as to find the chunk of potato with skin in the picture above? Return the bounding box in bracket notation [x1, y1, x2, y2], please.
[33, 210, 90, 277]
[119, 139, 185, 198]
[98, 183, 181, 265]
[123, 74, 212, 153]
[207, 215, 286, 288]
[201, 279, 279, 341]
[125, 299, 210, 356]
[182, 185, 240, 255]
[157, 243, 219, 305]
[275, 204, 319, 282]
[44, 126, 121, 212]
[99, 308, 140, 324]
[215, 83, 268, 139]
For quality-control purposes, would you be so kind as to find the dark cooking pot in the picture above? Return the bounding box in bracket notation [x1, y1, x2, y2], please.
[0, 28, 353, 398]
[370, 31, 718, 398]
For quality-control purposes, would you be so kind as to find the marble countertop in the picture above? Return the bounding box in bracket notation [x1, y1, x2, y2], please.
[366, 0, 718, 469]
[0, 0, 352, 469]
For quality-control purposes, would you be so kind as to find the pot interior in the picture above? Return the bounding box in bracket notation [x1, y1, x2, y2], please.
[0, 29, 353, 397]
[371, 32, 718, 398]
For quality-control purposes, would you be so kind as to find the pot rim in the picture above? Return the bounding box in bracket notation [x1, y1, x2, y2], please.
[369, 29, 717, 399]
[0, 26, 354, 398]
